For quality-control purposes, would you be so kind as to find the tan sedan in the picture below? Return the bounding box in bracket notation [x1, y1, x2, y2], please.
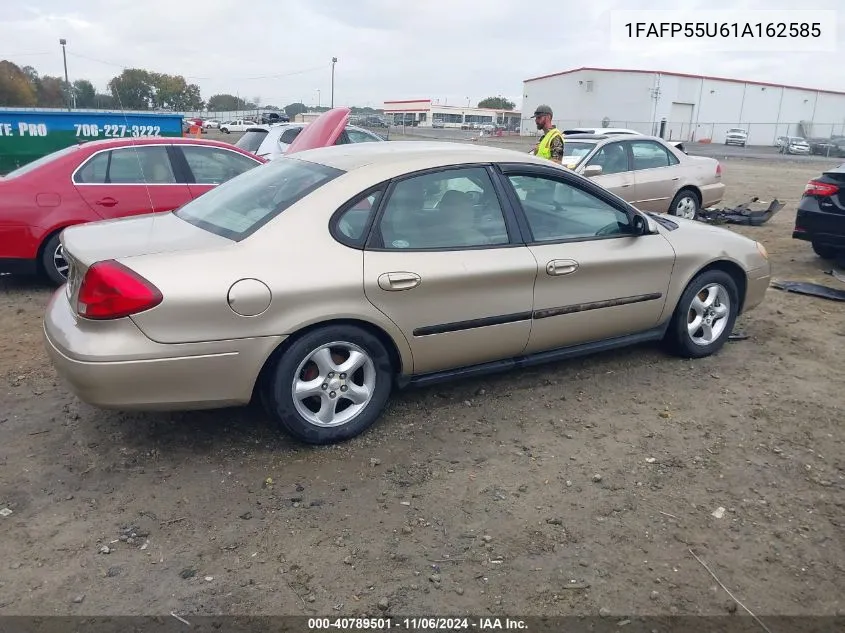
[43, 109, 770, 445]
[560, 133, 725, 219]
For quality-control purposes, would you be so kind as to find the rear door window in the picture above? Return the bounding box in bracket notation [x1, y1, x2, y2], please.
[235, 130, 269, 153]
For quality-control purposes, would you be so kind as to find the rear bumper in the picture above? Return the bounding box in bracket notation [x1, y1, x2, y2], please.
[43, 289, 284, 410]
[793, 204, 845, 247]
[0, 257, 38, 276]
[743, 264, 771, 314]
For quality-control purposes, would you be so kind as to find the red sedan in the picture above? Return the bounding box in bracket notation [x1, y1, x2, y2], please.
[0, 137, 265, 284]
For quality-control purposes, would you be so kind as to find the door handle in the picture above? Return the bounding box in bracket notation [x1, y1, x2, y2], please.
[546, 259, 579, 276]
[378, 271, 421, 291]
[95, 197, 117, 207]
[621, 183, 631, 187]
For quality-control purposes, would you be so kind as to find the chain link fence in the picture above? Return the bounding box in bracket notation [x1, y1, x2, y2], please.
[514, 118, 845, 149]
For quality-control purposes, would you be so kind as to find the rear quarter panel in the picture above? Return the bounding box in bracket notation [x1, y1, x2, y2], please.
[0, 162, 102, 260]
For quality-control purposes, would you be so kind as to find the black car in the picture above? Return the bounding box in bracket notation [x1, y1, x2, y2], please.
[793, 163, 845, 259]
[808, 138, 838, 155]
[260, 112, 290, 125]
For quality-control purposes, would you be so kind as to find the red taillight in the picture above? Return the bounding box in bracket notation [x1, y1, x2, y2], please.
[76, 260, 162, 320]
[804, 180, 839, 197]
[716, 162, 722, 177]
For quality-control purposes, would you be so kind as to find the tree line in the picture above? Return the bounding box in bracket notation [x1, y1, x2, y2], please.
[1, 59, 516, 115]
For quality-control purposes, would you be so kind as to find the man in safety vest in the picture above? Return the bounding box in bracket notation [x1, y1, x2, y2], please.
[530, 104, 564, 164]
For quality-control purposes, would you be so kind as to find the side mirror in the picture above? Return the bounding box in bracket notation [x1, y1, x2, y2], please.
[631, 213, 650, 235]
[583, 164, 603, 177]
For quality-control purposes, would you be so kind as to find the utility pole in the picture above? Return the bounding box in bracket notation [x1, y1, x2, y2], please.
[59, 38, 72, 110]
[331, 57, 337, 108]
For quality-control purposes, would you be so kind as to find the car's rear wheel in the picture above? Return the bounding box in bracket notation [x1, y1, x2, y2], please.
[263, 325, 394, 445]
[664, 270, 739, 358]
[812, 242, 839, 260]
[669, 189, 700, 220]
[41, 233, 69, 285]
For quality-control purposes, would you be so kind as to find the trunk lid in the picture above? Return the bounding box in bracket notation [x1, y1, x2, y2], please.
[62, 212, 231, 304]
[285, 107, 350, 155]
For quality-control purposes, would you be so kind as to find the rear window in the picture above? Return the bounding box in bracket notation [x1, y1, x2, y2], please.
[235, 129, 268, 153]
[235, 130, 267, 154]
[563, 141, 596, 158]
[174, 156, 343, 240]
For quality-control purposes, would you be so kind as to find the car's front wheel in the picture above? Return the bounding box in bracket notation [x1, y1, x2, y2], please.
[664, 269, 739, 358]
[262, 325, 394, 445]
[221, 128, 229, 134]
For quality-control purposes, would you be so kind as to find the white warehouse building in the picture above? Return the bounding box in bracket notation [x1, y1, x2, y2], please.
[383, 99, 522, 129]
[521, 67, 845, 146]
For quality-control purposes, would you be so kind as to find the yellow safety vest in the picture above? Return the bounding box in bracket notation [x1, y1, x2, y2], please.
[536, 127, 564, 160]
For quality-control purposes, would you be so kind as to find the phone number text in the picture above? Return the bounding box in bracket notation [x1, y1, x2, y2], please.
[74, 124, 162, 138]
[624, 22, 822, 38]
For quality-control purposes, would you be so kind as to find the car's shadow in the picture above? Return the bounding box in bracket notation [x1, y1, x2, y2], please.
[0, 272, 56, 294]
[76, 340, 689, 461]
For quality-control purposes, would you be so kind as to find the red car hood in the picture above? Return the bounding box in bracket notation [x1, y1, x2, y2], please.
[285, 107, 350, 154]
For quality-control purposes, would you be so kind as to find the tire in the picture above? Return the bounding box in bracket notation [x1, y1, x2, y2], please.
[262, 325, 394, 445]
[812, 242, 839, 260]
[668, 188, 700, 220]
[40, 233, 69, 285]
[221, 128, 229, 134]
[663, 269, 739, 359]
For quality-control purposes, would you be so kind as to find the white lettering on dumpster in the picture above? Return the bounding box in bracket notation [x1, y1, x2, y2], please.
[17, 122, 48, 136]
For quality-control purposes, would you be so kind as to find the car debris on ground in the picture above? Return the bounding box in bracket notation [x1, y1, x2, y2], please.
[698, 197, 785, 226]
[770, 280, 845, 302]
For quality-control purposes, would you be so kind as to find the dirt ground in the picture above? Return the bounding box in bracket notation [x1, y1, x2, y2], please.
[1, 146, 843, 620]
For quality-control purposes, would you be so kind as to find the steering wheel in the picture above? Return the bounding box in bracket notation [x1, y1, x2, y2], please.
[595, 222, 621, 236]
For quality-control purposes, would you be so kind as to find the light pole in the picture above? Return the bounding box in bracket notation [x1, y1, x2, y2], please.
[316, 89, 321, 108]
[331, 57, 337, 108]
[59, 38, 72, 110]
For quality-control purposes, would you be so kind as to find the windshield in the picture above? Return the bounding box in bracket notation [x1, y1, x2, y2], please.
[175, 157, 344, 240]
[235, 130, 268, 153]
[563, 141, 597, 158]
[2, 144, 81, 178]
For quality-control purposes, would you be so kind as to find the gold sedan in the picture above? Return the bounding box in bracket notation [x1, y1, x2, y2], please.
[560, 133, 725, 219]
[43, 109, 770, 445]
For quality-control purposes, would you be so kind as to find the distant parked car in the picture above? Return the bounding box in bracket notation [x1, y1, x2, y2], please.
[203, 119, 221, 129]
[220, 119, 257, 134]
[0, 137, 264, 283]
[235, 122, 386, 160]
[779, 136, 811, 155]
[564, 127, 686, 153]
[557, 133, 724, 219]
[807, 138, 839, 156]
[724, 128, 748, 147]
[792, 162, 845, 259]
[260, 112, 290, 125]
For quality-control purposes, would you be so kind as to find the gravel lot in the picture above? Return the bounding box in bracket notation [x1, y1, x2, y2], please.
[1, 136, 843, 619]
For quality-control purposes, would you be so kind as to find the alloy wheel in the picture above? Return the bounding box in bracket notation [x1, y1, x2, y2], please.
[687, 283, 730, 346]
[291, 341, 377, 428]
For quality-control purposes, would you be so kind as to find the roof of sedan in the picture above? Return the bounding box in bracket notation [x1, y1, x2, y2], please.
[74, 136, 251, 151]
[290, 140, 553, 171]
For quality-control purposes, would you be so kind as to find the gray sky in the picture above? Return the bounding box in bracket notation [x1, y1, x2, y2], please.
[1, 0, 842, 110]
